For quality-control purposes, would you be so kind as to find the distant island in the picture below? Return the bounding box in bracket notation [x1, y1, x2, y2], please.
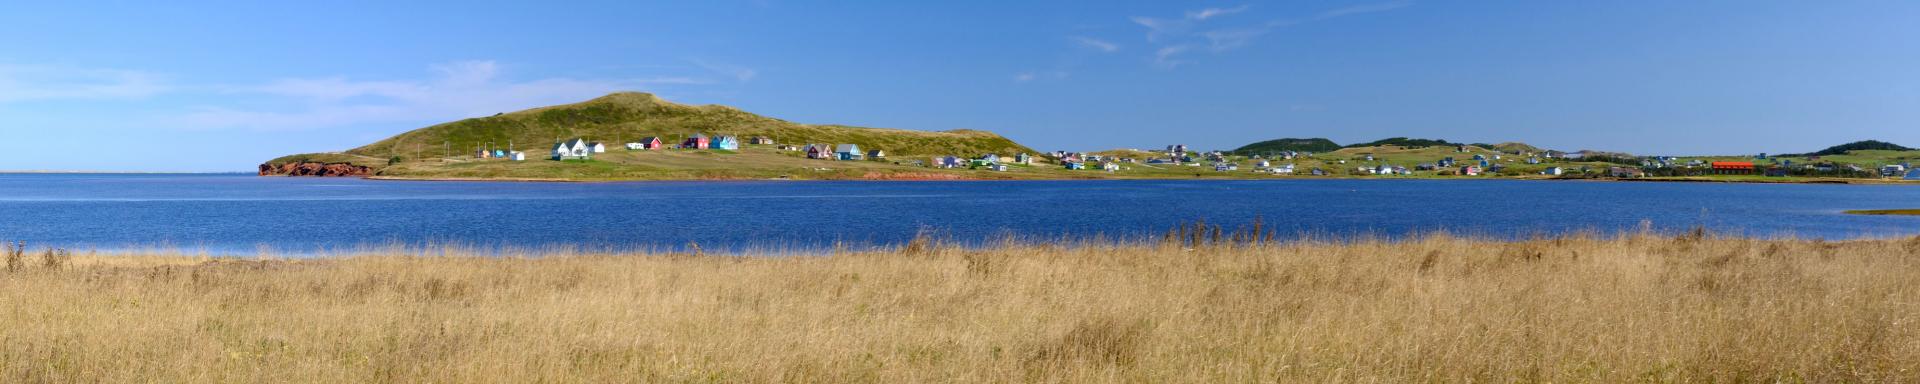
[261, 92, 1920, 183]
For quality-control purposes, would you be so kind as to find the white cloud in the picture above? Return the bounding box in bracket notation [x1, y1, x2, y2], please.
[691, 60, 758, 82]
[1071, 36, 1120, 52]
[1203, 28, 1268, 51]
[1133, 2, 1412, 69]
[1012, 71, 1070, 83]
[1154, 45, 1193, 69]
[0, 64, 169, 103]
[174, 60, 709, 131]
[1187, 5, 1250, 21]
[1317, 1, 1412, 20]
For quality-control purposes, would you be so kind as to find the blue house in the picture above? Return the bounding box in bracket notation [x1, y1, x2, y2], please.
[1908, 169, 1920, 180]
[836, 144, 864, 160]
[712, 136, 740, 150]
[1064, 161, 1086, 170]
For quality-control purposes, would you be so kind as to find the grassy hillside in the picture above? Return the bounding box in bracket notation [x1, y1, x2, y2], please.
[1489, 142, 1543, 154]
[343, 92, 1037, 160]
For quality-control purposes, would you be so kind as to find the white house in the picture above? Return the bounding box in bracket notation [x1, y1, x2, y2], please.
[1544, 167, 1564, 176]
[508, 151, 526, 161]
[588, 142, 607, 153]
[552, 139, 592, 160]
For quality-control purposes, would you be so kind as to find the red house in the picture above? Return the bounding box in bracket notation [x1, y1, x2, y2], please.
[682, 134, 710, 149]
[636, 137, 663, 150]
[1711, 161, 1755, 174]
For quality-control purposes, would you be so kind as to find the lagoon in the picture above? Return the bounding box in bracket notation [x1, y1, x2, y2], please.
[2, 174, 1917, 255]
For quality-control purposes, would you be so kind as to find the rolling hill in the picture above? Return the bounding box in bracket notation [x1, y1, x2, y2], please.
[1230, 138, 1341, 155]
[1783, 140, 1913, 157]
[294, 92, 1038, 164]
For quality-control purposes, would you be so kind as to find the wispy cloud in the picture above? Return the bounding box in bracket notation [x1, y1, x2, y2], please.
[1135, 2, 1412, 69]
[1154, 45, 1193, 69]
[1070, 36, 1120, 53]
[1317, 1, 1412, 19]
[174, 60, 709, 131]
[1202, 28, 1268, 51]
[1013, 71, 1070, 83]
[0, 64, 169, 103]
[1187, 5, 1250, 21]
[691, 60, 758, 82]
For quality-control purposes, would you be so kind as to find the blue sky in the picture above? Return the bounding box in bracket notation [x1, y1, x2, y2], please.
[2, 1, 1917, 171]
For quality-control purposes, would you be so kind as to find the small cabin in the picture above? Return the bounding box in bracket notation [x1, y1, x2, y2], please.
[588, 142, 607, 153]
[629, 137, 664, 150]
[805, 144, 834, 160]
[836, 144, 864, 161]
[712, 136, 740, 150]
[868, 150, 886, 159]
[749, 136, 775, 145]
[683, 134, 711, 149]
[552, 138, 592, 160]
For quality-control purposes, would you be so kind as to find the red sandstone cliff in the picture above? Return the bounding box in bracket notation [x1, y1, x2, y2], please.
[257, 162, 374, 177]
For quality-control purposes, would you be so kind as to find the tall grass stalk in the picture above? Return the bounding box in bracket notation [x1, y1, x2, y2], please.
[4, 233, 1920, 382]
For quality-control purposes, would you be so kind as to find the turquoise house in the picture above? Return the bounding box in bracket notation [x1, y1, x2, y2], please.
[712, 136, 740, 150]
[836, 144, 863, 160]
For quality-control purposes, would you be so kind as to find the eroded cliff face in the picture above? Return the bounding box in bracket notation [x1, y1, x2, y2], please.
[258, 162, 374, 177]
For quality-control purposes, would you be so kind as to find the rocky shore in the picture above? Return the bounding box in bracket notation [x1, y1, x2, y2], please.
[257, 162, 374, 177]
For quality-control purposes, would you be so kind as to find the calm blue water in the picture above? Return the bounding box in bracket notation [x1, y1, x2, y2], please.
[2, 174, 1918, 255]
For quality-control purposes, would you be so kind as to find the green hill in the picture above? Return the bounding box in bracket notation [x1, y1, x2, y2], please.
[1231, 138, 1341, 155]
[1489, 142, 1544, 154]
[1342, 137, 1460, 149]
[340, 92, 1037, 160]
[1785, 140, 1913, 157]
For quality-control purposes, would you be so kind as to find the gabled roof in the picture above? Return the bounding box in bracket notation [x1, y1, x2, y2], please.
[836, 144, 860, 152]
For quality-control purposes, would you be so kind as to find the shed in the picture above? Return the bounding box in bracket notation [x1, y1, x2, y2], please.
[552, 138, 592, 160]
[712, 136, 740, 150]
[683, 134, 710, 149]
[836, 144, 864, 160]
[805, 144, 835, 160]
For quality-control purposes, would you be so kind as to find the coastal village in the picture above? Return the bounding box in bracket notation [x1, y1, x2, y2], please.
[431, 133, 1920, 182]
[262, 93, 1920, 183]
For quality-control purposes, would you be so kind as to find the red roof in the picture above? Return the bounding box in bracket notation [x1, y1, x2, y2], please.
[1711, 162, 1755, 170]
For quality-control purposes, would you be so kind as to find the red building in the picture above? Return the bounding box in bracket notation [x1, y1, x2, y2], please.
[1711, 161, 1755, 174]
[636, 137, 664, 150]
[682, 134, 710, 149]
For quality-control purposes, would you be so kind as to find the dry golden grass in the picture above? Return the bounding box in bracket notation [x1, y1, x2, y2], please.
[4, 233, 1920, 383]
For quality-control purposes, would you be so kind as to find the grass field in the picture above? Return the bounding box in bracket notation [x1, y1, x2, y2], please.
[4, 232, 1919, 382]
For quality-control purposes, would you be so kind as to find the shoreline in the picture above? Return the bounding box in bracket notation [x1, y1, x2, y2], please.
[341, 173, 1916, 185]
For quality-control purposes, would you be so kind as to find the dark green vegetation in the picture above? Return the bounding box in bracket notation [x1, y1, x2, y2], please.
[1785, 140, 1914, 157]
[1341, 137, 1462, 149]
[1488, 142, 1544, 154]
[1844, 209, 1920, 216]
[337, 92, 1037, 161]
[1230, 138, 1341, 155]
